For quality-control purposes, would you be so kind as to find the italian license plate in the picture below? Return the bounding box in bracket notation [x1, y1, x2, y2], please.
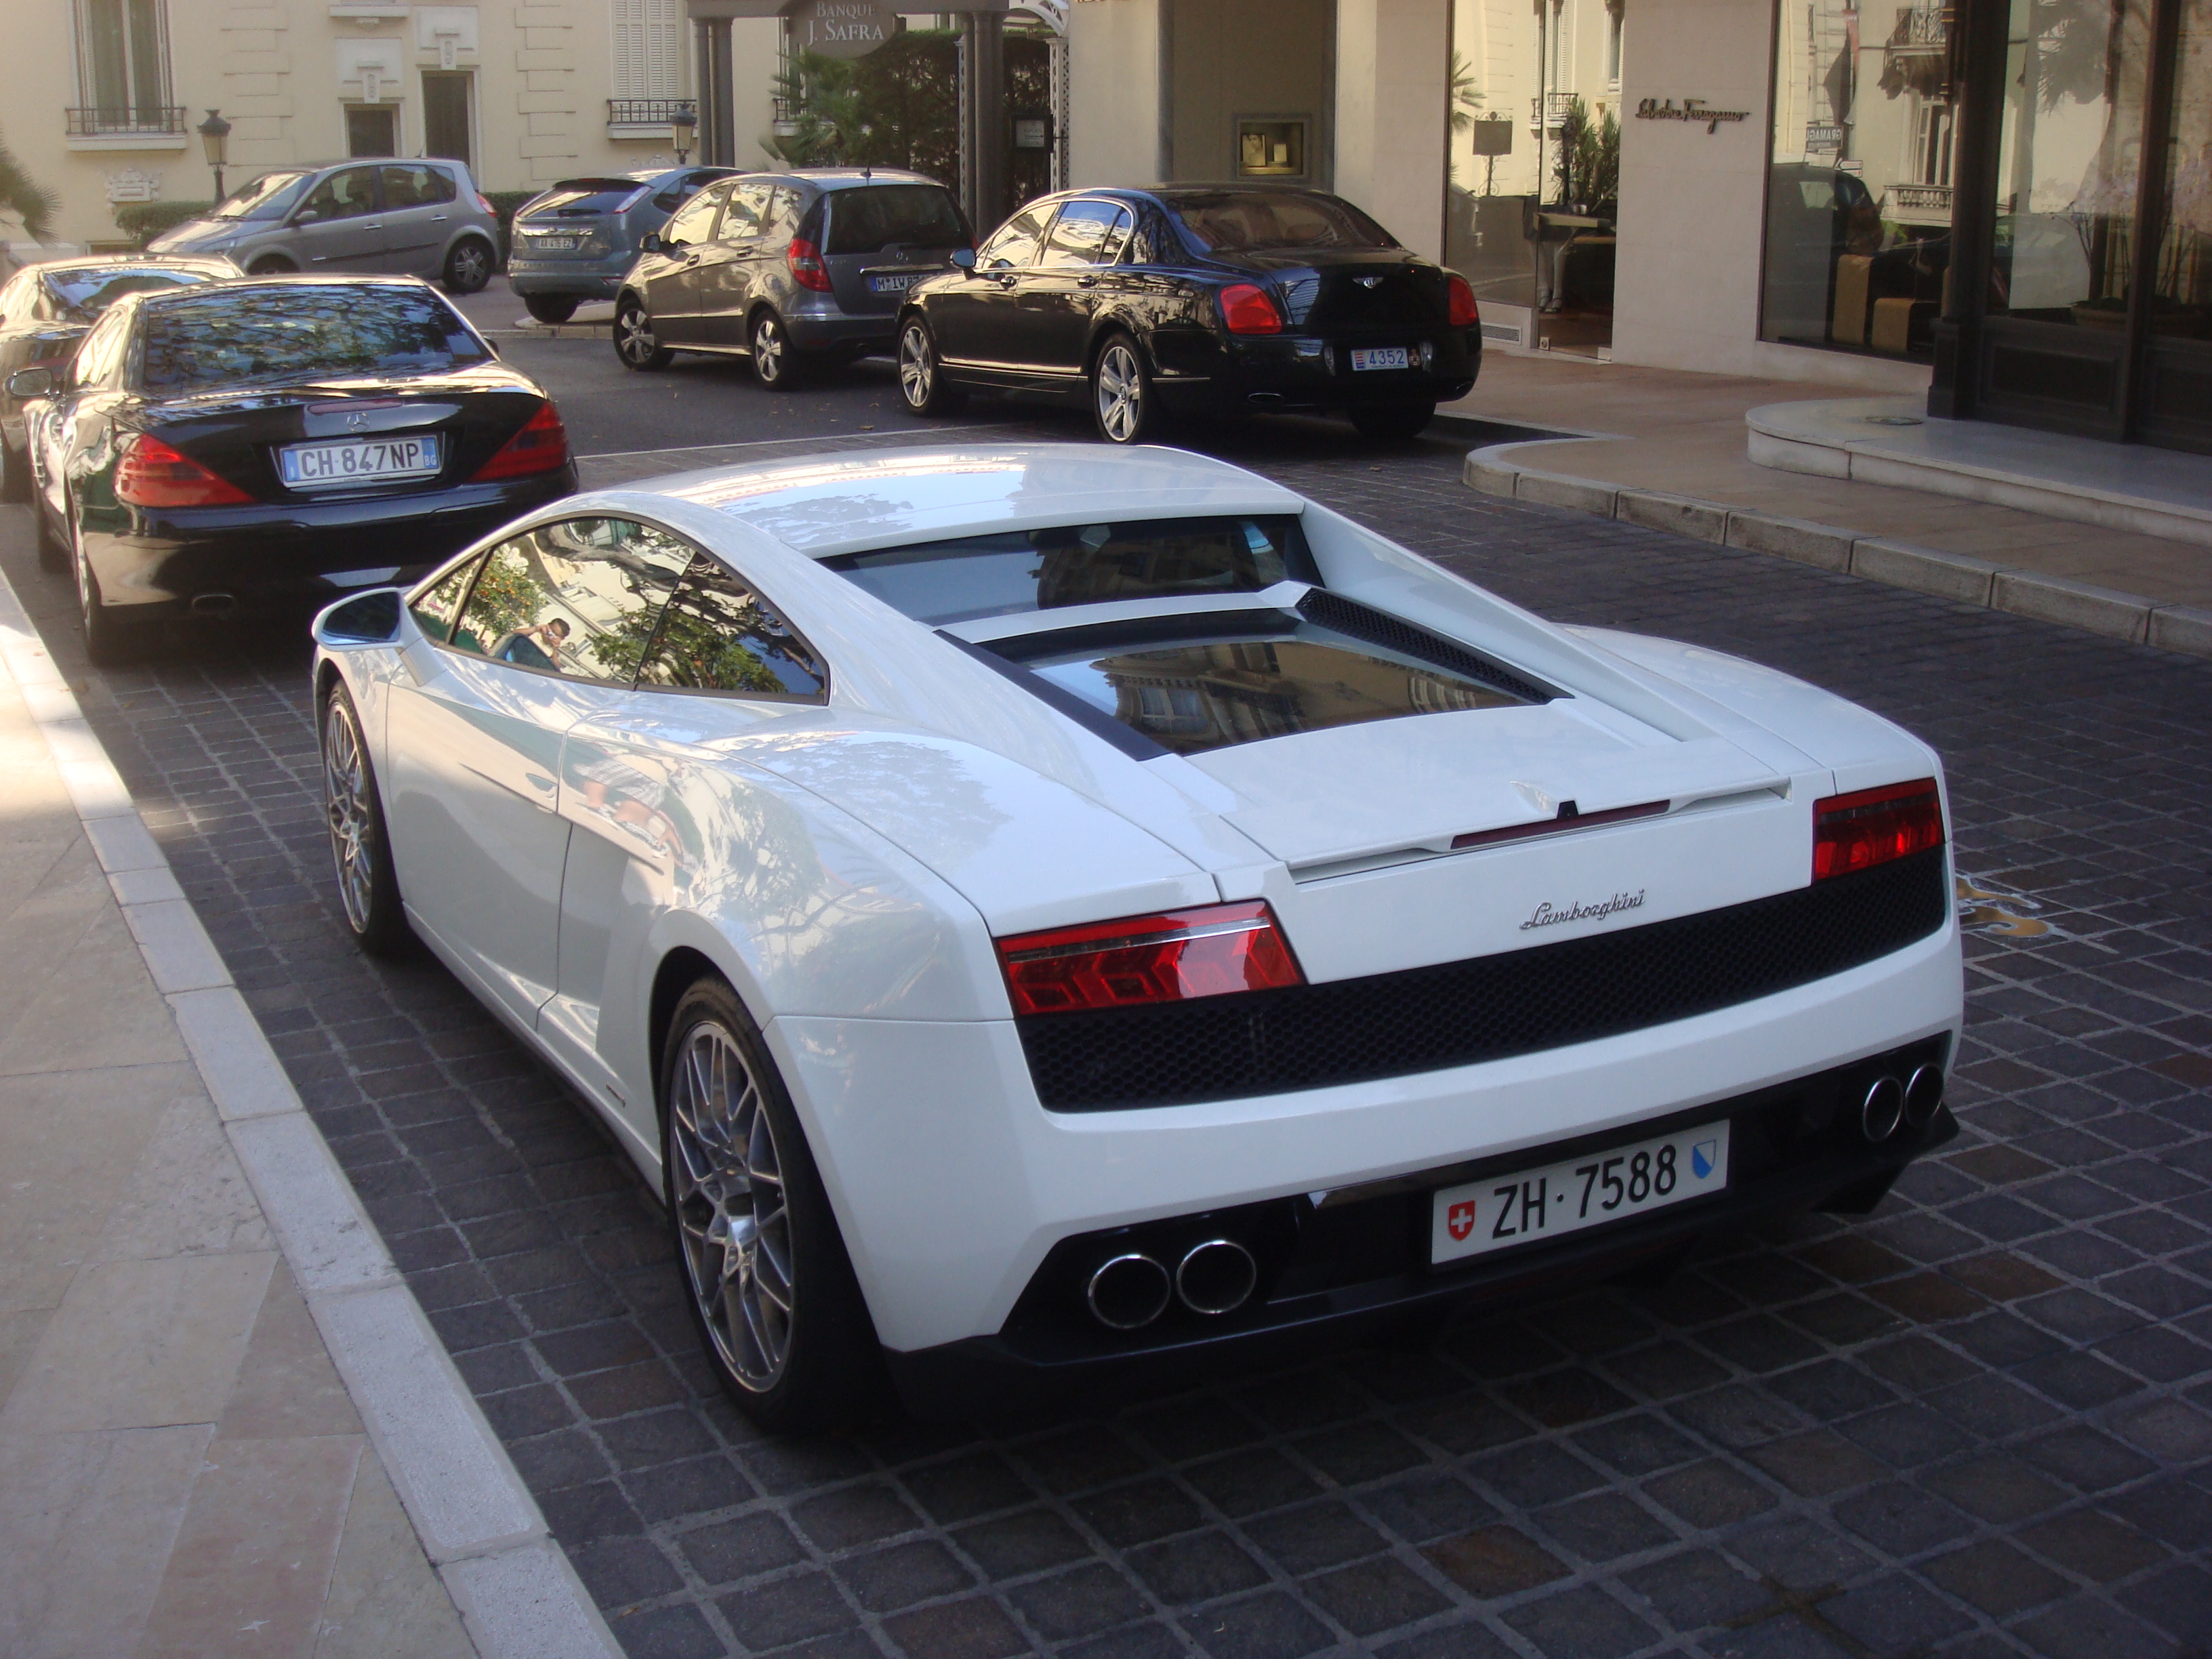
[1431, 1121, 1730, 1265]
[532, 237, 578, 251]
[1351, 346, 1412, 371]
[868, 272, 920, 293]
[279, 435, 441, 489]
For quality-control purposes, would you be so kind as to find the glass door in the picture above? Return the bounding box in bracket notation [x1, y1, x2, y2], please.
[2136, 0, 2212, 446]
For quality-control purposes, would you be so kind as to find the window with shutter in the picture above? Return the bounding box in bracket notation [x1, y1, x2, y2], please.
[611, 0, 684, 98]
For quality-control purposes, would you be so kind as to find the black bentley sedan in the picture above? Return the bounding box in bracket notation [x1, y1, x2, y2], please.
[895, 185, 1481, 444]
[11, 276, 577, 663]
[0, 254, 239, 502]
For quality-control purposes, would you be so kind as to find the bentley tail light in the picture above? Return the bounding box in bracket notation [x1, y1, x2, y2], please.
[1219, 283, 1283, 335]
[997, 901, 1303, 1016]
[1813, 779, 1944, 880]
[1447, 272, 1479, 328]
[115, 435, 253, 508]
[787, 237, 834, 292]
[471, 402, 569, 480]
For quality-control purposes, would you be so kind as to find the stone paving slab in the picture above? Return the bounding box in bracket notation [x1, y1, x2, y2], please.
[2, 424, 2209, 1658]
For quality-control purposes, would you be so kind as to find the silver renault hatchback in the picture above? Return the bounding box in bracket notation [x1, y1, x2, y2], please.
[611, 169, 972, 388]
[148, 159, 502, 293]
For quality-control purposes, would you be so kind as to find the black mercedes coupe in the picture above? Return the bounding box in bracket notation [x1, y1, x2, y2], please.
[11, 275, 577, 663]
[893, 184, 1481, 445]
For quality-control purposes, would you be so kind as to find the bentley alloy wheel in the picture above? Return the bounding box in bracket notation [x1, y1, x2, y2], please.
[669, 1017, 795, 1389]
[1092, 335, 1153, 445]
[897, 319, 965, 417]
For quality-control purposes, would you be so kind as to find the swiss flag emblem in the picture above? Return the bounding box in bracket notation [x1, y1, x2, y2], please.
[1447, 1200, 1478, 1242]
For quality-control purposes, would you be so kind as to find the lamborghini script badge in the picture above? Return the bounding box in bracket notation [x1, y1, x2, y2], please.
[1520, 889, 1647, 931]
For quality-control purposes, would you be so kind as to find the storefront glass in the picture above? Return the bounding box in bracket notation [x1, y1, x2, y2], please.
[2153, 0, 2211, 330]
[1989, 0, 2154, 331]
[1761, 0, 1955, 358]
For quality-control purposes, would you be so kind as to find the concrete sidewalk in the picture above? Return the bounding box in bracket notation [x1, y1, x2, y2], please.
[1440, 354, 2212, 653]
[0, 651, 475, 1655]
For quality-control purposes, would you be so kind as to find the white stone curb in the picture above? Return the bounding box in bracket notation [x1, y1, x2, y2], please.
[0, 586, 621, 1659]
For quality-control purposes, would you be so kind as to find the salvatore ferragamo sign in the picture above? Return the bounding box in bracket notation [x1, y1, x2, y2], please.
[1635, 97, 1752, 134]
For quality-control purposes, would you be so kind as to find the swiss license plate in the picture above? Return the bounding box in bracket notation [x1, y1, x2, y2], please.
[1431, 1121, 1730, 1265]
[868, 272, 920, 293]
[532, 236, 578, 251]
[279, 435, 441, 489]
[1351, 346, 1412, 371]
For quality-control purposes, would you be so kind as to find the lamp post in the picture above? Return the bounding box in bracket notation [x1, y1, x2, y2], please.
[197, 108, 231, 203]
[670, 104, 697, 166]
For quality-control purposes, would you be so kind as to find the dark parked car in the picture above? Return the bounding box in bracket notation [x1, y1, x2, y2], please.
[147, 160, 503, 293]
[0, 255, 239, 501]
[508, 166, 745, 323]
[12, 275, 576, 663]
[613, 169, 972, 387]
[895, 185, 1482, 443]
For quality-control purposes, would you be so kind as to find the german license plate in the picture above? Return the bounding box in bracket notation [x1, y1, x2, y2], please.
[279, 435, 441, 489]
[1351, 346, 1412, 371]
[868, 272, 920, 293]
[532, 236, 578, 251]
[1431, 1121, 1730, 1265]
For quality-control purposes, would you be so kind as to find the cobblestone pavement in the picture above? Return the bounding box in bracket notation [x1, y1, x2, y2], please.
[3, 417, 2209, 1659]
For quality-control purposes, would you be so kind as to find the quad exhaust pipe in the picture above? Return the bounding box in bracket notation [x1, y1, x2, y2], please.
[1086, 1239, 1258, 1330]
[1859, 1063, 1946, 1143]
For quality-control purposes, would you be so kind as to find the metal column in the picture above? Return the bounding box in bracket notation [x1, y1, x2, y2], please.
[960, 11, 1007, 228]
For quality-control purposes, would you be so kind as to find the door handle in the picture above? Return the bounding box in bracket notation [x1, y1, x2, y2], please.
[1076, 274, 1099, 288]
[365, 222, 383, 230]
[431, 213, 448, 222]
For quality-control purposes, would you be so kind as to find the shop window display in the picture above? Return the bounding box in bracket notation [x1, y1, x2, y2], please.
[1761, 0, 1957, 357]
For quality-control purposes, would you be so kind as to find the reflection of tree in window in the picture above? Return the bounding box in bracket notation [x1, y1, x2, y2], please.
[1033, 520, 1288, 609]
[642, 564, 825, 697]
[138, 286, 486, 394]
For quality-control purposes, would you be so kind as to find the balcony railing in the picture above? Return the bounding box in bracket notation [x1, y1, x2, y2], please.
[66, 106, 186, 138]
[1528, 91, 1580, 129]
[607, 98, 695, 129]
[1887, 182, 1954, 214]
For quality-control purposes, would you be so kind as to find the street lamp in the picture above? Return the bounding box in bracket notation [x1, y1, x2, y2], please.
[670, 104, 697, 165]
[197, 108, 232, 203]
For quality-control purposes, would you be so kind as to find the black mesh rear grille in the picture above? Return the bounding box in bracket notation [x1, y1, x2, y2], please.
[1017, 847, 1950, 1111]
[1296, 590, 1555, 702]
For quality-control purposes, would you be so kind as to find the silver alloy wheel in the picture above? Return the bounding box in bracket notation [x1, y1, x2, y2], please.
[670, 1021, 794, 1389]
[1096, 342, 1143, 442]
[752, 314, 786, 383]
[322, 697, 377, 935]
[897, 323, 933, 409]
[617, 303, 659, 365]
[448, 241, 491, 290]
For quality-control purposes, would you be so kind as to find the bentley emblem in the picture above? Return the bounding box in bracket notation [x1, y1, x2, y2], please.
[1355, 274, 1382, 288]
[345, 411, 372, 433]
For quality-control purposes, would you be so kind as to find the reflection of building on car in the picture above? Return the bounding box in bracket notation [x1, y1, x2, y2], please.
[313, 444, 1964, 1435]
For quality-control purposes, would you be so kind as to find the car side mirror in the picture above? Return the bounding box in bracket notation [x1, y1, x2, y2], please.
[951, 247, 975, 269]
[312, 588, 404, 647]
[291, 208, 323, 226]
[6, 367, 56, 399]
[640, 232, 663, 253]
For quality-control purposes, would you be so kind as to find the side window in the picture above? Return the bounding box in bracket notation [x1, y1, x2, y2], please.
[721, 181, 774, 242]
[977, 204, 1052, 270]
[659, 182, 729, 248]
[71, 308, 130, 388]
[449, 518, 694, 682]
[1039, 201, 1132, 268]
[760, 186, 804, 241]
[408, 554, 483, 642]
[640, 559, 827, 699]
[1121, 211, 1165, 266]
[302, 167, 381, 222]
[382, 165, 454, 208]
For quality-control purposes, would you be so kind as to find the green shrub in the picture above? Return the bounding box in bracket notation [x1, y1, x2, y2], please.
[113, 199, 213, 248]
[483, 190, 539, 262]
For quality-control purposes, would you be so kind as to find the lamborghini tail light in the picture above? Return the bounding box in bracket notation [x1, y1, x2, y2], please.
[115, 435, 254, 508]
[997, 901, 1303, 1016]
[787, 237, 833, 292]
[1219, 283, 1283, 335]
[1813, 779, 1944, 881]
[1447, 272, 1479, 328]
[471, 402, 569, 480]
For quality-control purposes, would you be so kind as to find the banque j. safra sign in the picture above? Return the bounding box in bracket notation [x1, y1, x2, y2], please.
[787, 0, 897, 60]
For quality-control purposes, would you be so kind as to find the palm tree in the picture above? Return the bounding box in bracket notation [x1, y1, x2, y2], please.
[1450, 51, 1486, 135]
[0, 129, 59, 244]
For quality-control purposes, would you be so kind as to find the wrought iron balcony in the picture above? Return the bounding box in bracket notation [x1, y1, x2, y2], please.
[1529, 92, 1580, 129]
[66, 106, 186, 138]
[607, 98, 696, 129]
[1887, 182, 1954, 215]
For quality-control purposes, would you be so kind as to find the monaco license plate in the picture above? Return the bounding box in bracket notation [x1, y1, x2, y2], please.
[279, 435, 441, 489]
[867, 272, 920, 294]
[1351, 346, 1412, 371]
[1431, 1121, 1731, 1265]
[531, 236, 579, 251]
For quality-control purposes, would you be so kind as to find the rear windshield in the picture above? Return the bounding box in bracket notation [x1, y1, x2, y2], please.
[211, 170, 312, 221]
[525, 180, 648, 218]
[46, 266, 216, 319]
[823, 185, 968, 255]
[821, 516, 1315, 626]
[1168, 191, 1395, 253]
[1006, 614, 1526, 756]
[139, 285, 489, 394]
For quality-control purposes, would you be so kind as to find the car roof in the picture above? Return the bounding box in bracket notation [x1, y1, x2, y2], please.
[633, 444, 1305, 560]
[29, 255, 236, 276]
[760, 169, 945, 192]
[127, 273, 456, 306]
